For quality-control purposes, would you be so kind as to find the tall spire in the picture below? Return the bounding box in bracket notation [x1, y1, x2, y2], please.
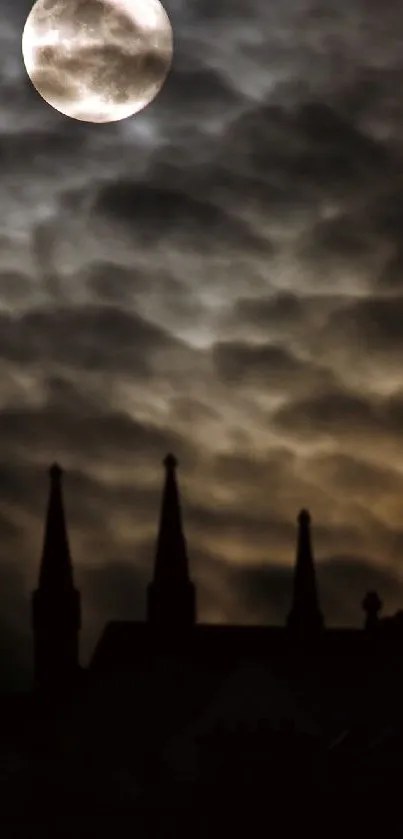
[153, 453, 190, 583]
[287, 509, 323, 631]
[147, 454, 196, 626]
[32, 463, 81, 694]
[39, 463, 73, 589]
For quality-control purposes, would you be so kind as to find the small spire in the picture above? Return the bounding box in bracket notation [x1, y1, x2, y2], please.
[153, 453, 189, 583]
[39, 463, 74, 590]
[287, 508, 323, 631]
[50, 462, 62, 480]
[362, 590, 382, 630]
[164, 453, 177, 470]
[147, 453, 196, 625]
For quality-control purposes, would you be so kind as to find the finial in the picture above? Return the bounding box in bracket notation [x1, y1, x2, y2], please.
[298, 508, 311, 524]
[164, 453, 178, 470]
[362, 590, 382, 631]
[362, 590, 382, 616]
[49, 463, 62, 481]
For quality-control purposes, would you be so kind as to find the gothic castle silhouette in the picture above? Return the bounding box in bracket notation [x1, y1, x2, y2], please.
[29, 453, 403, 738]
[1, 452, 403, 833]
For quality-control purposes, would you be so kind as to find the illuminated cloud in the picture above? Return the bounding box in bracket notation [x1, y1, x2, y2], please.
[1, 0, 403, 683]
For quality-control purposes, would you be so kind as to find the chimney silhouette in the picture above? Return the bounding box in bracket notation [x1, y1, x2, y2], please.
[287, 509, 323, 631]
[146, 454, 196, 627]
[32, 464, 81, 693]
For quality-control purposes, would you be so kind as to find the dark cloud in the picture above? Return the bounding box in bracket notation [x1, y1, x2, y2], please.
[0, 271, 31, 303]
[379, 246, 403, 290]
[189, 0, 257, 22]
[232, 292, 307, 331]
[302, 214, 375, 269]
[159, 65, 239, 117]
[321, 295, 403, 357]
[186, 485, 365, 566]
[307, 451, 403, 498]
[169, 395, 221, 426]
[271, 386, 403, 465]
[0, 304, 189, 376]
[187, 501, 296, 550]
[0, 403, 196, 468]
[223, 292, 348, 345]
[93, 179, 268, 252]
[85, 261, 204, 324]
[227, 291, 403, 382]
[272, 386, 381, 444]
[213, 341, 305, 383]
[0, 127, 89, 175]
[212, 339, 336, 394]
[210, 448, 296, 486]
[203, 99, 394, 225]
[84, 261, 144, 304]
[293, 101, 392, 187]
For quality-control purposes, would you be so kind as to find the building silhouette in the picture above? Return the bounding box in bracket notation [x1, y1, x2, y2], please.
[0, 453, 402, 832]
[30, 455, 403, 724]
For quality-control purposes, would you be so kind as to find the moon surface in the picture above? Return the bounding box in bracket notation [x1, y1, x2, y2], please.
[22, 0, 173, 123]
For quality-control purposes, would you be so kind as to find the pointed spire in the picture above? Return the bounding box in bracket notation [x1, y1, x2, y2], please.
[39, 462, 74, 590]
[287, 509, 323, 631]
[32, 463, 81, 694]
[147, 453, 196, 626]
[153, 453, 190, 584]
[362, 590, 382, 630]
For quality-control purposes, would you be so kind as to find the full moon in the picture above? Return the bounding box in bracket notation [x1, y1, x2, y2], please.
[22, 0, 173, 123]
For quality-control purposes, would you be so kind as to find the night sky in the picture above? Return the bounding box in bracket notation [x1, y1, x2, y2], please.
[2, 0, 403, 688]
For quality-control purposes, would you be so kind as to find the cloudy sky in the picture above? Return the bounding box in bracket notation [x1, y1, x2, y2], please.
[2, 0, 403, 687]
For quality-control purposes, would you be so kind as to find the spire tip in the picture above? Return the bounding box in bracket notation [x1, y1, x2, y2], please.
[49, 463, 62, 480]
[164, 453, 178, 469]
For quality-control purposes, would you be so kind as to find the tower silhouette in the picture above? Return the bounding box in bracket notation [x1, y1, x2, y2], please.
[362, 590, 382, 630]
[146, 453, 196, 627]
[287, 509, 323, 631]
[31, 463, 81, 693]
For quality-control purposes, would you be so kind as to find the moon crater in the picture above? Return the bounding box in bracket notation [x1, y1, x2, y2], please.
[22, 0, 173, 122]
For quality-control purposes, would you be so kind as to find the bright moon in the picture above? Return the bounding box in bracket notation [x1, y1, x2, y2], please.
[22, 0, 173, 123]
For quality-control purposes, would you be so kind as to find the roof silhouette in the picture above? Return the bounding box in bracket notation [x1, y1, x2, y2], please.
[180, 658, 320, 737]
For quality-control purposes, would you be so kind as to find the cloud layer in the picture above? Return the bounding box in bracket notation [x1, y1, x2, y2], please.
[1, 0, 403, 685]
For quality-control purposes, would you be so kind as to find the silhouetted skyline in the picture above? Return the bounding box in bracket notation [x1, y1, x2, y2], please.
[1, 1, 403, 831]
[26, 456, 403, 697]
[1, 0, 403, 691]
[3, 453, 400, 832]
